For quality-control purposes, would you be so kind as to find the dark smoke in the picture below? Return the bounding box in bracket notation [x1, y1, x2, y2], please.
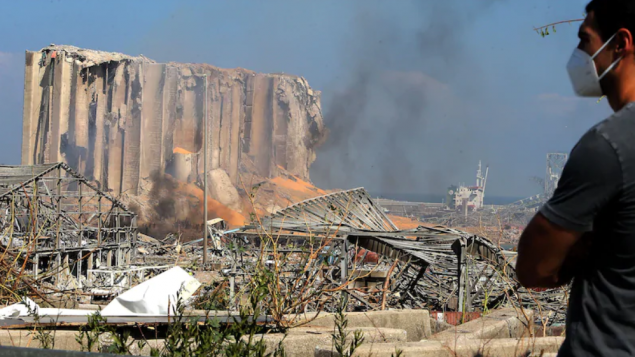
[149, 171, 178, 220]
[311, 1, 505, 197]
[142, 172, 194, 240]
[142, 172, 244, 241]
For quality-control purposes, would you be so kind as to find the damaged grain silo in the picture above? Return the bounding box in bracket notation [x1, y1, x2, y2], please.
[21, 45, 326, 201]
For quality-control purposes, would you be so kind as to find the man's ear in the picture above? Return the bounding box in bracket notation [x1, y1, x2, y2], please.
[616, 28, 634, 53]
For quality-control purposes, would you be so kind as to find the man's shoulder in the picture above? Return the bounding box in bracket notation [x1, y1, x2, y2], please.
[593, 102, 635, 149]
[576, 102, 635, 186]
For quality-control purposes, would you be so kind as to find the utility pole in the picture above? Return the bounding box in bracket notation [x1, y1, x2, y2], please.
[203, 74, 208, 267]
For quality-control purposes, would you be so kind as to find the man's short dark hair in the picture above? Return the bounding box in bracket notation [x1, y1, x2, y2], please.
[586, 0, 635, 41]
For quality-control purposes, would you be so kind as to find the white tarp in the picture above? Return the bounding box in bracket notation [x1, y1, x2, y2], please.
[0, 297, 39, 318]
[0, 297, 94, 320]
[0, 267, 201, 319]
[100, 266, 201, 316]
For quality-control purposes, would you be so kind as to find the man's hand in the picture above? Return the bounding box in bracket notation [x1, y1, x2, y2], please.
[557, 232, 593, 285]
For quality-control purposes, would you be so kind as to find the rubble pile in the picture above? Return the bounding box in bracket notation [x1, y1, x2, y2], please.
[0, 168, 567, 328]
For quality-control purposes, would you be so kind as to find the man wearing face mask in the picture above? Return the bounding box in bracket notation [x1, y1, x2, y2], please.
[516, 0, 635, 356]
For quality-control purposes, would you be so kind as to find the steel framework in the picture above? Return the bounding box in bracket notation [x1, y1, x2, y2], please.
[0, 163, 137, 285]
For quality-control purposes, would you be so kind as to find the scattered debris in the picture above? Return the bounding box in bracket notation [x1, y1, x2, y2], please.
[0, 175, 568, 328]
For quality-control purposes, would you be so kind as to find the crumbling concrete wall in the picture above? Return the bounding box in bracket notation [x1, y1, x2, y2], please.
[22, 45, 325, 196]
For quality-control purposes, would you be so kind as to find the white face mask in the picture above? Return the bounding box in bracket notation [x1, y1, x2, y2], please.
[566, 32, 622, 97]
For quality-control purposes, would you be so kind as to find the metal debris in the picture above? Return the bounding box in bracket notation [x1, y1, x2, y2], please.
[232, 188, 567, 325]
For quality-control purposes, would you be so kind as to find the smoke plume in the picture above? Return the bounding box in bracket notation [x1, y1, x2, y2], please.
[149, 171, 179, 220]
[311, 1, 505, 197]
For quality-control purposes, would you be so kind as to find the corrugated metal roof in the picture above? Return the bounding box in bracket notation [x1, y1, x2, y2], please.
[260, 187, 398, 232]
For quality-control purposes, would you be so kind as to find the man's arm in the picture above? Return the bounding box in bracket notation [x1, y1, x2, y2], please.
[516, 129, 621, 289]
[516, 214, 589, 287]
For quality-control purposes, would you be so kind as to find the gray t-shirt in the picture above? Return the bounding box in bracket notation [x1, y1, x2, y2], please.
[541, 102, 635, 357]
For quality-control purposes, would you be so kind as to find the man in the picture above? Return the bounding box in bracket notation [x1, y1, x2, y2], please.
[516, 0, 635, 356]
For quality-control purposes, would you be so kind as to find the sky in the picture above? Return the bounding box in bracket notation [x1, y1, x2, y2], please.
[0, 0, 612, 199]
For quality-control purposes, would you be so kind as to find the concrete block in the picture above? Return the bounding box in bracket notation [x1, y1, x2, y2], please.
[0, 330, 82, 351]
[207, 168, 242, 211]
[0, 329, 165, 354]
[315, 336, 564, 357]
[450, 337, 562, 357]
[303, 309, 431, 341]
[252, 327, 406, 357]
[123, 339, 164, 355]
[172, 152, 193, 182]
[430, 308, 533, 342]
[430, 318, 453, 334]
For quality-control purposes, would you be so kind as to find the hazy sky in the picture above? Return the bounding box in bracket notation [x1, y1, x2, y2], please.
[0, 0, 612, 198]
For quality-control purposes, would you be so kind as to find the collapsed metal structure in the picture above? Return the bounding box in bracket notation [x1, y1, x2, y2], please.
[231, 188, 567, 324]
[0, 163, 137, 287]
[260, 187, 399, 232]
[0, 162, 566, 323]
